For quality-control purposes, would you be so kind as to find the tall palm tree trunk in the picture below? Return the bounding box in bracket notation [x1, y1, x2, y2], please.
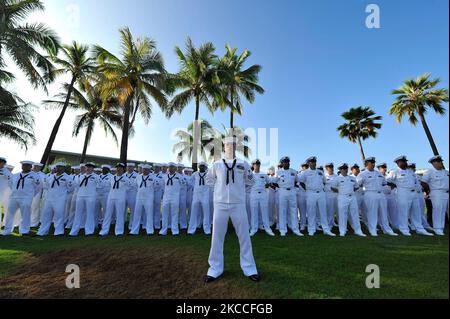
[229, 90, 236, 158]
[191, 96, 201, 171]
[80, 128, 90, 163]
[357, 137, 366, 163]
[40, 76, 76, 165]
[120, 95, 133, 163]
[418, 112, 440, 156]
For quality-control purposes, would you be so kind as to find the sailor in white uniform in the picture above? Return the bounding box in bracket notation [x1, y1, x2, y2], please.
[408, 163, 434, 232]
[324, 163, 338, 229]
[130, 164, 158, 235]
[249, 159, 275, 236]
[30, 163, 45, 227]
[125, 163, 138, 230]
[160, 163, 183, 236]
[205, 136, 260, 283]
[296, 163, 309, 231]
[421, 155, 449, 236]
[377, 163, 398, 230]
[356, 157, 398, 237]
[188, 162, 211, 235]
[97, 165, 113, 227]
[1, 161, 40, 236]
[37, 162, 74, 236]
[70, 163, 100, 236]
[330, 163, 366, 237]
[299, 157, 335, 237]
[267, 167, 278, 227]
[177, 164, 189, 230]
[274, 157, 303, 237]
[100, 163, 132, 236]
[153, 164, 165, 230]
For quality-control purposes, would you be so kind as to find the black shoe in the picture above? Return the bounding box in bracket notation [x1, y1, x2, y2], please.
[21, 233, 30, 237]
[248, 274, 262, 282]
[204, 275, 221, 284]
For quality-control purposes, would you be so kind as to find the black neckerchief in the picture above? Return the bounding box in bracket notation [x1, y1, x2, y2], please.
[100, 174, 109, 181]
[16, 173, 30, 189]
[52, 174, 64, 188]
[199, 172, 206, 186]
[113, 175, 123, 189]
[167, 173, 176, 186]
[79, 174, 92, 187]
[223, 159, 237, 185]
[140, 175, 151, 188]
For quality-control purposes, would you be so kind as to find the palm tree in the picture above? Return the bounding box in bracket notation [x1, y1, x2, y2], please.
[0, 0, 60, 90]
[44, 83, 122, 162]
[390, 73, 449, 156]
[0, 85, 36, 149]
[337, 106, 382, 162]
[40, 41, 95, 164]
[168, 37, 221, 170]
[216, 45, 264, 129]
[94, 27, 168, 163]
[172, 119, 215, 163]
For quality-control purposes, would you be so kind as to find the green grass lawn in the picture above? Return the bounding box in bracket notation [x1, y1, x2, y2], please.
[0, 227, 448, 299]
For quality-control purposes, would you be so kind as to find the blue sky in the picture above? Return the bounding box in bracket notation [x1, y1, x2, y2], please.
[2, 0, 449, 170]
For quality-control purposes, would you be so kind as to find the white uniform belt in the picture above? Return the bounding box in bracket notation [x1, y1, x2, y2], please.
[430, 189, 449, 193]
[364, 190, 383, 193]
[307, 189, 324, 193]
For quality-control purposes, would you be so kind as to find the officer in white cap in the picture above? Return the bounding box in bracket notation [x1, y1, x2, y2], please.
[153, 163, 165, 230]
[65, 165, 81, 229]
[421, 156, 449, 236]
[70, 163, 100, 236]
[330, 163, 366, 237]
[249, 159, 275, 236]
[188, 162, 211, 235]
[0, 157, 12, 226]
[176, 163, 189, 230]
[357, 157, 397, 237]
[1, 161, 39, 236]
[205, 135, 260, 283]
[100, 163, 133, 236]
[350, 163, 367, 226]
[273, 156, 303, 237]
[125, 163, 138, 230]
[30, 163, 45, 227]
[299, 156, 335, 236]
[387, 156, 433, 236]
[130, 164, 158, 235]
[267, 166, 278, 227]
[37, 163, 74, 236]
[97, 165, 113, 227]
[160, 162, 184, 236]
[324, 163, 338, 229]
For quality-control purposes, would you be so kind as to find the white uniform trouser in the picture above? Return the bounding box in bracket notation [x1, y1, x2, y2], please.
[386, 194, 398, 230]
[430, 190, 449, 233]
[250, 191, 271, 233]
[30, 191, 43, 227]
[125, 190, 137, 230]
[70, 196, 97, 236]
[188, 189, 211, 234]
[66, 191, 78, 229]
[363, 191, 394, 235]
[416, 192, 432, 229]
[326, 192, 338, 228]
[246, 192, 251, 227]
[96, 192, 108, 227]
[268, 189, 277, 226]
[396, 189, 425, 234]
[2, 197, 32, 235]
[131, 195, 154, 235]
[179, 189, 188, 229]
[100, 197, 126, 236]
[278, 189, 299, 234]
[356, 192, 366, 225]
[306, 190, 330, 234]
[37, 196, 67, 236]
[0, 186, 11, 228]
[207, 202, 258, 278]
[153, 188, 163, 229]
[337, 194, 363, 236]
[296, 190, 307, 229]
[160, 195, 180, 235]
